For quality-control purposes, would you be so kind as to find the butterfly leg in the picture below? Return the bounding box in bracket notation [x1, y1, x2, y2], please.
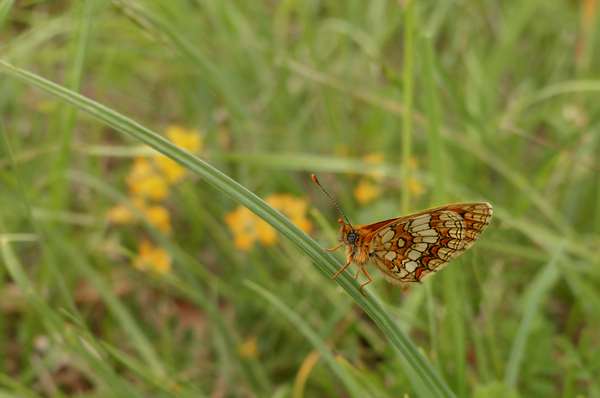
[358, 267, 373, 296]
[326, 242, 344, 252]
[331, 256, 353, 279]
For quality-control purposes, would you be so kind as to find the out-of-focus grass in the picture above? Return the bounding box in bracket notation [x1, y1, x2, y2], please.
[1, 1, 600, 397]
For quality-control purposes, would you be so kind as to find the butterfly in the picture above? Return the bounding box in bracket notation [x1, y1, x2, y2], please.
[311, 174, 493, 294]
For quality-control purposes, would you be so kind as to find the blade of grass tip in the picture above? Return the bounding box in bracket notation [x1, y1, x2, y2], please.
[246, 281, 370, 398]
[504, 244, 564, 389]
[0, 61, 455, 398]
[401, 0, 415, 214]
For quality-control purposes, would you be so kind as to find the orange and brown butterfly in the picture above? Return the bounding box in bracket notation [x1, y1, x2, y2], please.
[311, 174, 493, 294]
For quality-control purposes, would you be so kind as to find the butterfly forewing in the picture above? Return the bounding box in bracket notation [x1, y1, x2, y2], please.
[365, 203, 493, 285]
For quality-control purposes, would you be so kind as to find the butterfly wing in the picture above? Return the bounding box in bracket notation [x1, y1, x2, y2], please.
[364, 203, 493, 285]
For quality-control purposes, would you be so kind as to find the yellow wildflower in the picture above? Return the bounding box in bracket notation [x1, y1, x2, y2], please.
[225, 194, 312, 251]
[126, 157, 169, 201]
[144, 205, 172, 234]
[152, 126, 203, 184]
[266, 194, 312, 234]
[225, 206, 276, 251]
[106, 198, 146, 225]
[407, 155, 419, 170]
[166, 126, 202, 152]
[153, 156, 186, 184]
[406, 177, 425, 197]
[107, 204, 135, 224]
[354, 179, 381, 205]
[239, 336, 259, 359]
[107, 199, 170, 233]
[255, 219, 278, 246]
[363, 152, 385, 180]
[134, 239, 171, 274]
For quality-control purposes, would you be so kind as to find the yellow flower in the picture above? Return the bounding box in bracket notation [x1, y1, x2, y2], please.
[134, 239, 171, 274]
[363, 152, 385, 180]
[126, 157, 169, 201]
[107, 204, 135, 224]
[165, 126, 202, 152]
[225, 194, 312, 251]
[106, 198, 146, 225]
[407, 155, 419, 170]
[107, 199, 170, 233]
[266, 194, 312, 233]
[406, 177, 425, 197]
[154, 156, 186, 184]
[239, 336, 259, 359]
[354, 179, 381, 205]
[225, 206, 277, 251]
[144, 205, 172, 234]
[151, 126, 203, 184]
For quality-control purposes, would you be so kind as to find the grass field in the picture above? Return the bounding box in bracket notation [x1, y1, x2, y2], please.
[1, 1, 600, 397]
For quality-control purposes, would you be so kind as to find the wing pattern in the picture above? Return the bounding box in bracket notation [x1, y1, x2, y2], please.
[365, 203, 493, 284]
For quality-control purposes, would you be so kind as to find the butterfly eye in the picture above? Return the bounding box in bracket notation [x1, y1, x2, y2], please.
[347, 232, 358, 244]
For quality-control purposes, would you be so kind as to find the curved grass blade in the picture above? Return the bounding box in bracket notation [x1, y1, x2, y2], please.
[504, 244, 563, 389]
[0, 60, 455, 398]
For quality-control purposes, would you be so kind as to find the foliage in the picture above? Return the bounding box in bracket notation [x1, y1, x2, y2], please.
[1, 1, 599, 397]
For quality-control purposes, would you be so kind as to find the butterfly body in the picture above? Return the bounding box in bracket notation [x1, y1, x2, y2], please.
[331, 202, 493, 292]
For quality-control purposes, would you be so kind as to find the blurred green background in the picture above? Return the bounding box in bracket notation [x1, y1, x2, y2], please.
[1, 1, 599, 397]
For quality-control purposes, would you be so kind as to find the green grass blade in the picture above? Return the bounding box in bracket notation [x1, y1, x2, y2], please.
[0, 60, 455, 398]
[0, 0, 14, 30]
[401, 0, 415, 213]
[50, 0, 95, 209]
[504, 245, 564, 389]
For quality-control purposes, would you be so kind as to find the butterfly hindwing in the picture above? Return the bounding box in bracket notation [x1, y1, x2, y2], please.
[365, 203, 493, 284]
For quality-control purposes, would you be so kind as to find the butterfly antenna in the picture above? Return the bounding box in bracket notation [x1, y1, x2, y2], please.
[311, 174, 354, 228]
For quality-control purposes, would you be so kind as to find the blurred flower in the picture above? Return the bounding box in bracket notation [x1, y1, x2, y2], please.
[144, 205, 172, 234]
[107, 197, 145, 223]
[109, 125, 203, 274]
[353, 179, 381, 205]
[126, 157, 169, 201]
[363, 152, 385, 180]
[225, 194, 311, 251]
[267, 194, 312, 234]
[134, 239, 171, 274]
[353, 153, 385, 205]
[107, 204, 135, 224]
[225, 206, 275, 250]
[153, 126, 203, 183]
[406, 177, 425, 197]
[154, 156, 186, 184]
[239, 336, 259, 359]
[107, 199, 171, 234]
[166, 126, 202, 152]
[406, 156, 425, 197]
[407, 155, 419, 170]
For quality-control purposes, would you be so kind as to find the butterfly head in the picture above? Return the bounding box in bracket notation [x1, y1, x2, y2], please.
[337, 218, 358, 246]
